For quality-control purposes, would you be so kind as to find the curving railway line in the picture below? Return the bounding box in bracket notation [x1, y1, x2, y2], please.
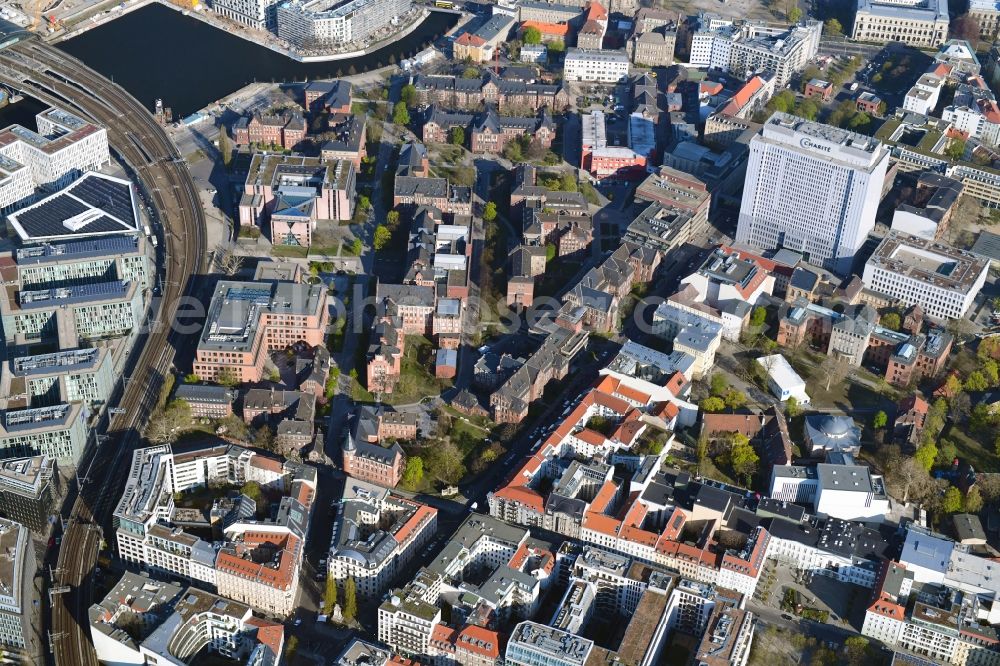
[0, 37, 206, 666]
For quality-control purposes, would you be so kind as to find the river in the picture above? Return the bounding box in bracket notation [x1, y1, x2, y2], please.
[56, 2, 456, 117]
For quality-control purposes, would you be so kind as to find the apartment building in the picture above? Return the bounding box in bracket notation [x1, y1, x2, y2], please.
[0, 107, 109, 214]
[276, 0, 412, 48]
[851, 0, 948, 47]
[564, 48, 630, 83]
[327, 478, 437, 599]
[736, 113, 890, 275]
[90, 575, 285, 666]
[193, 279, 330, 383]
[0, 403, 86, 464]
[0, 519, 33, 651]
[690, 17, 821, 89]
[112, 444, 316, 617]
[862, 232, 989, 320]
[378, 515, 545, 659]
[211, 0, 281, 30]
[238, 153, 356, 246]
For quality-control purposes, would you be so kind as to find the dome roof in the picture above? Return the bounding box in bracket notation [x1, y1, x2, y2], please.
[819, 415, 853, 437]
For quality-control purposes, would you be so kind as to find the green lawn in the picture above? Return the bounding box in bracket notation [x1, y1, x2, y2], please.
[271, 245, 309, 258]
[942, 423, 1000, 472]
[384, 335, 452, 405]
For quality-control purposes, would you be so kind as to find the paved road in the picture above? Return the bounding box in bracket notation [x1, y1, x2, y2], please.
[0, 36, 206, 666]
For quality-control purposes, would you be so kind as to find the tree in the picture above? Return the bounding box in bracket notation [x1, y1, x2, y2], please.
[386, 210, 401, 231]
[351, 238, 363, 256]
[700, 396, 726, 413]
[785, 395, 803, 418]
[393, 101, 410, 126]
[985, 359, 1000, 386]
[872, 410, 888, 430]
[216, 415, 249, 441]
[284, 636, 299, 662]
[545, 243, 556, 262]
[216, 243, 244, 276]
[950, 14, 981, 42]
[820, 354, 850, 392]
[881, 312, 901, 330]
[400, 83, 417, 107]
[523, 25, 542, 44]
[730, 434, 760, 486]
[218, 125, 232, 167]
[483, 201, 498, 222]
[966, 486, 984, 514]
[461, 66, 480, 79]
[547, 40, 565, 54]
[184, 373, 201, 384]
[324, 577, 339, 612]
[915, 442, 938, 472]
[449, 126, 465, 146]
[788, 5, 802, 22]
[844, 637, 870, 666]
[943, 485, 964, 514]
[241, 481, 264, 505]
[401, 456, 424, 489]
[724, 389, 747, 411]
[343, 577, 358, 623]
[768, 90, 797, 113]
[793, 99, 819, 121]
[253, 425, 276, 452]
[945, 138, 967, 161]
[374, 225, 391, 251]
[696, 436, 709, 476]
[881, 445, 932, 503]
[824, 18, 843, 35]
[966, 371, 990, 392]
[217, 367, 239, 388]
[145, 399, 193, 444]
[750, 306, 767, 328]
[359, 195, 372, 211]
[424, 438, 465, 483]
[710, 373, 729, 397]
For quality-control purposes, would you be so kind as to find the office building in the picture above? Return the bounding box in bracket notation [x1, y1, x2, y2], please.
[736, 113, 890, 274]
[505, 622, 594, 666]
[6, 171, 140, 245]
[0, 107, 109, 214]
[276, 0, 412, 49]
[0, 519, 33, 650]
[851, 0, 948, 47]
[11, 347, 115, 412]
[862, 232, 989, 320]
[193, 279, 330, 383]
[0, 403, 86, 464]
[212, 0, 281, 30]
[11, 234, 152, 293]
[238, 154, 356, 246]
[564, 48, 630, 83]
[0, 456, 55, 534]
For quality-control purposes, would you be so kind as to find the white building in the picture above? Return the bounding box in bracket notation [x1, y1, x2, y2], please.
[276, 0, 412, 49]
[0, 403, 87, 465]
[851, 0, 949, 47]
[942, 101, 1000, 147]
[564, 48, 630, 83]
[211, 0, 280, 29]
[0, 107, 109, 214]
[113, 444, 315, 618]
[652, 300, 723, 379]
[689, 17, 821, 89]
[814, 464, 890, 523]
[756, 354, 809, 403]
[0, 519, 33, 651]
[736, 112, 890, 275]
[862, 231, 989, 320]
[902, 73, 945, 115]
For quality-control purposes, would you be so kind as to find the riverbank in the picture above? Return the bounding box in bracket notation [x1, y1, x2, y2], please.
[56, 3, 457, 117]
[52, 0, 446, 63]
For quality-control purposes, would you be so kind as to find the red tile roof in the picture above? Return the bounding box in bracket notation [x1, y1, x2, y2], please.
[520, 20, 570, 37]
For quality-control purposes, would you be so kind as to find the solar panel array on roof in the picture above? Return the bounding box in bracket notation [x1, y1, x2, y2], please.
[18, 280, 129, 309]
[16, 236, 139, 265]
[8, 174, 138, 242]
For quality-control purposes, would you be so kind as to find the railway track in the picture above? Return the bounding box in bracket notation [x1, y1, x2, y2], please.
[0, 38, 206, 666]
